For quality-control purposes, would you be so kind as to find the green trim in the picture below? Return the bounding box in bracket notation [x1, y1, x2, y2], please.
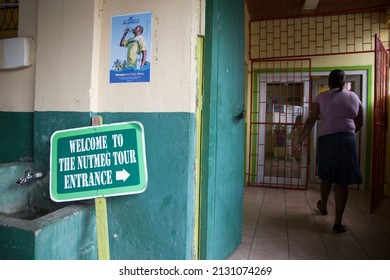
[194, 35, 204, 260]
[199, 0, 216, 259]
[0, 112, 34, 163]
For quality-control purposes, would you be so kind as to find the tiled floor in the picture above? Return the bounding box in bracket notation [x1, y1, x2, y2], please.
[228, 183, 390, 260]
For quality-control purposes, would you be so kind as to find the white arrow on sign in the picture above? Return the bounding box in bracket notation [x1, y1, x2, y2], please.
[116, 169, 130, 182]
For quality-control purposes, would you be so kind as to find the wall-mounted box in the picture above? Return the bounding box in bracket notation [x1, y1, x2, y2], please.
[0, 37, 32, 70]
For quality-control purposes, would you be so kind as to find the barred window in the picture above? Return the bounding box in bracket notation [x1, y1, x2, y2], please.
[0, 0, 18, 39]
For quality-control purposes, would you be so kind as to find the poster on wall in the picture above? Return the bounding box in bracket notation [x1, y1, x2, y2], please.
[110, 12, 152, 83]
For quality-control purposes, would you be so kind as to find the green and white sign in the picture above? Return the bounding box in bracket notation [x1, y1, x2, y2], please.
[50, 121, 148, 202]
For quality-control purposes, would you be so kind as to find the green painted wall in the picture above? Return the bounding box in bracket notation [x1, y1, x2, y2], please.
[100, 112, 196, 259]
[33, 111, 93, 171]
[0, 112, 34, 163]
[0, 226, 35, 259]
[34, 205, 96, 260]
[19, 111, 196, 259]
[0, 204, 95, 260]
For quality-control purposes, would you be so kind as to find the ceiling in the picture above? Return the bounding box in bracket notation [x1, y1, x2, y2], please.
[245, 0, 390, 21]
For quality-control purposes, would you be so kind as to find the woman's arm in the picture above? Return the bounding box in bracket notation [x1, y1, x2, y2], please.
[293, 102, 320, 153]
[354, 103, 363, 133]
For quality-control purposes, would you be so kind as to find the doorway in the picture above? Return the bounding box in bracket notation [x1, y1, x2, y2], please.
[247, 59, 311, 190]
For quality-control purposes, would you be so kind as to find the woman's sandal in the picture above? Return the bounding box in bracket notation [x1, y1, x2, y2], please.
[333, 224, 347, 233]
[317, 200, 328, 215]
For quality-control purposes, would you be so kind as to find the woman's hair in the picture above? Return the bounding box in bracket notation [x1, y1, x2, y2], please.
[328, 69, 346, 92]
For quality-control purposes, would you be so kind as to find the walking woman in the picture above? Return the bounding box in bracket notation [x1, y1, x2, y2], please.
[294, 69, 363, 233]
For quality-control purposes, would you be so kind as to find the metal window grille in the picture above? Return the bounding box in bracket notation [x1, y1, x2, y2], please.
[247, 58, 311, 190]
[371, 34, 389, 212]
[0, 0, 18, 32]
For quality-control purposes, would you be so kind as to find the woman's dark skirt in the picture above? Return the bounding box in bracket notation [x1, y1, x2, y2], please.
[317, 131, 362, 185]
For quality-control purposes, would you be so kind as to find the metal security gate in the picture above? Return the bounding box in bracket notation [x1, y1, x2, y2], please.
[247, 59, 311, 190]
[371, 34, 389, 213]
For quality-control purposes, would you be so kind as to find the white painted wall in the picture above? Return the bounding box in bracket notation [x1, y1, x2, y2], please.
[34, 0, 96, 112]
[97, 0, 201, 113]
[0, 0, 37, 112]
[33, 0, 202, 113]
[311, 53, 374, 69]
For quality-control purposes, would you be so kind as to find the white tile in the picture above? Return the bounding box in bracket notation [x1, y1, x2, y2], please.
[251, 236, 289, 252]
[229, 185, 390, 260]
[289, 240, 329, 259]
[287, 228, 322, 243]
[248, 250, 289, 260]
[326, 245, 369, 260]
